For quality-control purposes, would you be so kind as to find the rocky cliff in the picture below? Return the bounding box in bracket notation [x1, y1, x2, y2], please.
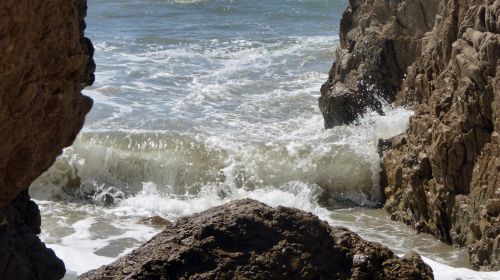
[0, 0, 94, 279]
[320, 0, 499, 270]
[80, 199, 434, 280]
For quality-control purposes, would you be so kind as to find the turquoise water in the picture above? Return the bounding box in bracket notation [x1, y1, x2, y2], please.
[29, 1, 492, 279]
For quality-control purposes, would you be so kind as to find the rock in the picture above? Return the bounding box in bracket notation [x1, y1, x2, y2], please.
[322, 0, 499, 270]
[319, 83, 383, 128]
[79, 199, 434, 280]
[382, 0, 500, 270]
[0, 191, 65, 280]
[0, 0, 94, 279]
[319, 0, 439, 128]
[137, 216, 172, 227]
[0, 0, 94, 207]
[377, 137, 395, 157]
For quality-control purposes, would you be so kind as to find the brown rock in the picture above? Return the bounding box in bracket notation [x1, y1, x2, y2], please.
[0, 0, 94, 207]
[0, 0, 94, 279]
[79, 199, 434, 280]
[382, 0, 500, 270]
[138, 216, 172, 227]
[322, 0, 500, 270]
[319, 0, 439, 128]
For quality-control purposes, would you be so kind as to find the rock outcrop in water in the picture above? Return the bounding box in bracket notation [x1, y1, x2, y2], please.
[79, 199, 433, 280]
[0, 0, 94, 279]
[319, 0, 439, 128]
[321, 0, 499, 270]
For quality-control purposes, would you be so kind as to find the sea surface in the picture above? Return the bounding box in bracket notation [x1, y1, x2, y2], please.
[30, 0, 499, 279]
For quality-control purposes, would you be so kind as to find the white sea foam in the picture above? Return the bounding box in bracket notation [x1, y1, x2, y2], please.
[31, 105, 412, 209]
[39, 184, 497, 279]
[34, 2, 500, 278]
[421, 257, 500, 280]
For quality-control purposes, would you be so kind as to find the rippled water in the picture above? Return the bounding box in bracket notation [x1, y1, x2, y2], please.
[28, 0, 492, 279]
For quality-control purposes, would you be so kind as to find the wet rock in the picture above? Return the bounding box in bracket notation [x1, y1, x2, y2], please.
[79, 199, 434, 280]
[319, 0, 439, 128]
[377, 138, 395, 157]
[138, 216, 172, 227]
[319, 84, 383, 128]
[325, 0, 500, 270]
[0, 0, 94, 279]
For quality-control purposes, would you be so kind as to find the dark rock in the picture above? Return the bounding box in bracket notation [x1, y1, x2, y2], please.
[319, 85, 383, 128]
[377, 138, 394, 157]
[0, 0, 94, 279]
[0, 191, 65, 280]
[319, 0, 439, 128]
[0, 0, 94, 206]
[79, 199, 434, 280]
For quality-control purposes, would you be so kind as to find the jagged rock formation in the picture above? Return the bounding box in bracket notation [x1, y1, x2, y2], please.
[384, 0, 499, 270]
[321, 0, 499, 270]
[79, 199, 434, 280]
[319, 0, 439, 128]
[0, 0, 95, 279]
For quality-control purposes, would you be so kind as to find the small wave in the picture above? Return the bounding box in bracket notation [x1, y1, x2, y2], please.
[30, 106, 412, 208]
[30, 128, 377, 206]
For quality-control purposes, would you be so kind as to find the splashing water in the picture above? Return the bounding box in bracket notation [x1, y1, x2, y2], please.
[29, 1, 499, 279]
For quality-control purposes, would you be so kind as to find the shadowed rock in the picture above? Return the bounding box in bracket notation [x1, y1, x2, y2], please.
[319, 83, 383, 128]
[79, 199, 434, 280]
[0, 0, 94, 278]
[319, 0, 438, 128]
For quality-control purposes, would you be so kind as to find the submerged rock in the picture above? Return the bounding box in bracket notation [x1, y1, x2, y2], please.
[137, 216, 172, 227]
[79, 199, 433, 280]
[0, 0, 94, 279]
[322, 0, 500, 270]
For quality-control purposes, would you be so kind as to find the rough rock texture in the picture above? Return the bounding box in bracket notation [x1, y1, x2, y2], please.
[319, 0, 439, 128]
[321, 0, 499, 270]
[80, 199, 434, 280]
[0, 0, 95, 279]
[0, 191, 65, 280]
[0, 0, 95, 207]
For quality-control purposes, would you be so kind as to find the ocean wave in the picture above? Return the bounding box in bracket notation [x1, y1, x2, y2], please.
[30, 106, 413, 208]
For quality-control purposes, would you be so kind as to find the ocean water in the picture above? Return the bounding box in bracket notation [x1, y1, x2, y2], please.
[29, 0, 499, 279]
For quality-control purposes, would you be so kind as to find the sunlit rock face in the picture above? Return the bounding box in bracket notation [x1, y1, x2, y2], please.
[319, 0, 439, 128]
[321, 0, 499, 270]
[0, 0, 94, 278]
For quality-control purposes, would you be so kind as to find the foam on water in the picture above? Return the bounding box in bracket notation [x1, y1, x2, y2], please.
[39, 177, 500, 279]
[31, 105, 412, 208]
[31, 0, 498, 278]
[420, 257, 500, 280]
[33, 106, 453, 278]
[82, 35, 340, 132]
[38, 174, 496, 279]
